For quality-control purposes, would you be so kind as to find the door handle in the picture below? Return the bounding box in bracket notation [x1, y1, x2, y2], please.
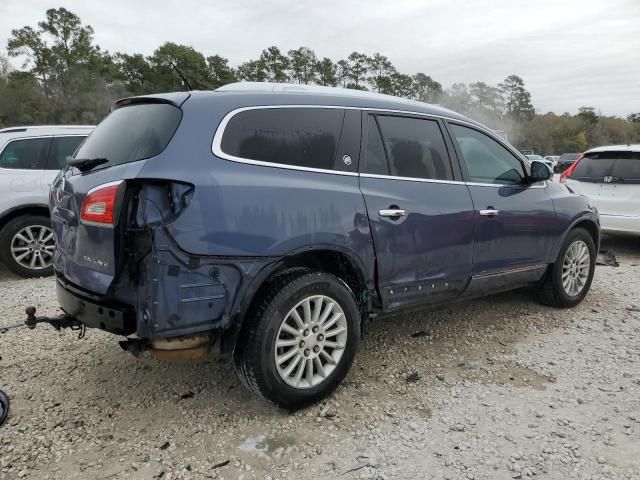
[379, 208, 406, 218]
[479, 209, 500, 216]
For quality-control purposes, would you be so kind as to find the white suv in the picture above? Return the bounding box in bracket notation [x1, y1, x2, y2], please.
[564, 144, 640, 235]
[0, 125, 94, 277]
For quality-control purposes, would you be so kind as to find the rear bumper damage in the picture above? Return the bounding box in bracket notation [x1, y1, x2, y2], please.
[56, 277, 136, 335]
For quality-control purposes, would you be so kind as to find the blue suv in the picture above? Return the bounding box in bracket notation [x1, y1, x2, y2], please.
[49, 83, 599, 409]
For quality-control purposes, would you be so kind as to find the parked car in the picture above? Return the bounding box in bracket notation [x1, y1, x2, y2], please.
[544, 155, 560, 169]
[555, 152, 582, 173]
[0, 125, 93, 277]
[47, 83, 599, 409]
[525, 154, 554, 173]
[563, 144, 639, 235]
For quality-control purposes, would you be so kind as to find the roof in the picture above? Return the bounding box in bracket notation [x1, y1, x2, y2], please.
[115, 82, 475, 125]
[585, 144, 640, 154]
[211, 82, 473, 122]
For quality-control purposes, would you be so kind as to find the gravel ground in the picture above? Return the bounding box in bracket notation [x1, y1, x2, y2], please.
[1, 235, 639, 480]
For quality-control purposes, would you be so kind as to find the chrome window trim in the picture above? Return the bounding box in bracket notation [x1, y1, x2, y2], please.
[211, 105, 548, 190]
[466, 180, 547, 189]
[212, 105, 472, 177]
[360, 173, 465, 186]
[212, 105, 359, 177]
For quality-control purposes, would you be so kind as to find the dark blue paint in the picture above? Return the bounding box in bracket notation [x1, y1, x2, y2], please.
[359, 176, 474, 309]
[466, 184, 557, 274]
[49, 89, 599, 341]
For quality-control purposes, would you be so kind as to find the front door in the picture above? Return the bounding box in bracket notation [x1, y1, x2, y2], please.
[446, 122, 556, 287]
[359, 113, 474, 310]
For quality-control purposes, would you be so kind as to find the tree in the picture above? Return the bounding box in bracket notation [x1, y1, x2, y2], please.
[577, 106, 598, 125]
[260, 46, 289, 83]
[336, 59, 350, 87]
[411, 73, 442, 103]
[343, 52, 369, 89]
[469, 81, 503, 113]
[441, 83, 472, 113]
[6, 7, 120, 123]
[498, 74, 534, 122]
[389, 72, 413, 98]
[207, 55, 236, 88]
[315, 57, 337, 86]
[628, 113, 640, 123]
[236, 59, 268, 82]
[115, 53, 152, 95]
[367, 53, 395, 93]
[287, 47, 317, 84]
[148, 42, 212, 91]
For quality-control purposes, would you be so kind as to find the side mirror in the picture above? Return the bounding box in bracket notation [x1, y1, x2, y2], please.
[529, 161, 551, 182]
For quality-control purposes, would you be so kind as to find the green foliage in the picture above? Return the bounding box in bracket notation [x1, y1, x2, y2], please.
[499, 75, 535, 122]
[2, 6, 638, 153]
[260, 46, 289, 83]
[287, 47, 316, 85]
[315, 57, 337, 87]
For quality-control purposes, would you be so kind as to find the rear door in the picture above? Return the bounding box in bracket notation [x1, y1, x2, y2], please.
[565, 151, 640, 217]
[359, 113, 474, 310]
[50, 101, 183, 294]
[0, 136, 51, 199]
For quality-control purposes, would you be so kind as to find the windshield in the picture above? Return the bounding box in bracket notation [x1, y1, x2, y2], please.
[74, 103, 182, 169]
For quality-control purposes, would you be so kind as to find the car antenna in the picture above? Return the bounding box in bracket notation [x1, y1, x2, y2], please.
[170, 62, 193, 91]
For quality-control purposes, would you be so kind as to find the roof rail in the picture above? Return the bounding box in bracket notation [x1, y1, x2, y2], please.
[0, 125, 95, 133]
[215, 82, 429, 105]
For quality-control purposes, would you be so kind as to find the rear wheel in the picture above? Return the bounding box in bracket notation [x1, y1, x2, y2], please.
[0, 215, 55, 278]
[234, 270, 361, 410]
[537, 228, 596, 308]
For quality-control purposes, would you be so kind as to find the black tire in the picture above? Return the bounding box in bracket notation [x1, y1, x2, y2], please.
[537, 228, 596, 308]
[0, 389, 9, 427]
[234, 270, 361, 410]
[0, 215, 55, 278]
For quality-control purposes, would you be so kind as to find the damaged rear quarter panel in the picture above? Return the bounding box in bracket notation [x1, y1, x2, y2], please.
[125, 93, 375, 339]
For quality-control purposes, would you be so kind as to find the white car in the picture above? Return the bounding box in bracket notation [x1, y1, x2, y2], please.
[0, 125, 94, 277]
[525, 154, 554, 174]
[544, 155, 559, 168]
[563, 144, 640, 235]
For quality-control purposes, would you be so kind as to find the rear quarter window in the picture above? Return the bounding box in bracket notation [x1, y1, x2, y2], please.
[219, 108, 346, 171]
[74, 103, 181, 168]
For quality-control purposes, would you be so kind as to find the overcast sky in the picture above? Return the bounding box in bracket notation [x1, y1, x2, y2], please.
[1, 0, 639, 117]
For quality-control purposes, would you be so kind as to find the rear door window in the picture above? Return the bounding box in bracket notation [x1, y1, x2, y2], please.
[74, 103, 181, 169]
[375, 115, 453, 180]
[0, 137, 51, 170]
[46, 136, 86, 170]
[220, 108, 346, 171]
[572, 151, 640, 183]
[450, 124, 525, 185]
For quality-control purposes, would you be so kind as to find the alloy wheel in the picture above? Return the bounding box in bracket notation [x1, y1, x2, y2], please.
[274, 294, 348, 389]
[562, 240, 590, 296]
[10, 225, 55, 271]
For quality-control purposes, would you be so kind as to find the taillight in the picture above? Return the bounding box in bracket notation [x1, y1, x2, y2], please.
[560, 154, 584, 183]
[80, 181, 123, 226]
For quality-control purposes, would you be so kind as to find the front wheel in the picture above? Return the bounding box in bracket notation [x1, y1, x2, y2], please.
[537, 228, 596, 308]
[234, 270, 361, 410]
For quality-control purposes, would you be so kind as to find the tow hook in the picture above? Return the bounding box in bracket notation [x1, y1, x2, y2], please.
[24, 306, 86, 339]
